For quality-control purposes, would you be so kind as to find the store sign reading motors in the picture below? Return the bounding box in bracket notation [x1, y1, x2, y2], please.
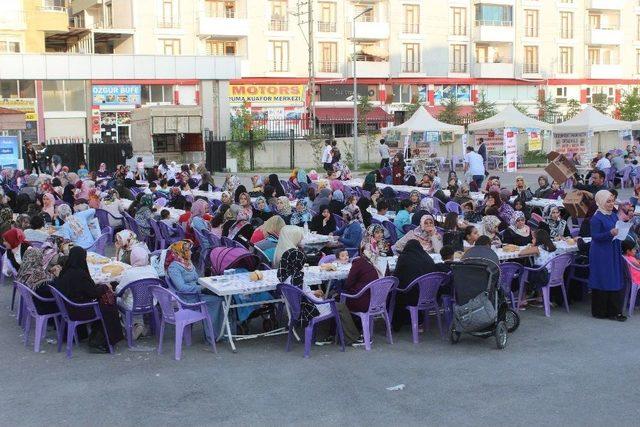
[229, 84, 305, 105]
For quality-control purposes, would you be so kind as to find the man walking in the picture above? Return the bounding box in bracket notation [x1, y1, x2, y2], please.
[464, 146, 486, 188]
[477, 137, 488, 173]
[322, 139, 333, 173]
[378, 138, 390, 168]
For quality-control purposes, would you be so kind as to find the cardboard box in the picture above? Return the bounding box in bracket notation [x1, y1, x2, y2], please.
[563, 190, 594, 218]
[545, 151, 577, 185]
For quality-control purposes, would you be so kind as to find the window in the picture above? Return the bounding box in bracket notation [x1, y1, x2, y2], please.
[205, 1, 235, 18]
[354, 3, 374, 22]
[159, 0, 179, 28]
[42, 80, 85, 112]
[318, 2, 336, 32]
[556, 87, 567, 97]
[524, 46, 538, 73]
[0, 39, 20, 53]
[560, 12, 573, 39]
[524, 10, 538, 37]
[141, 85, 174, 104]
[161, 39, 181, 55]
[559, 47, 573, 74]
[0, 81, 18, 98]
[19, 80, 35, 98]
[403, 43, 420, 72]
[451, 7, 466, 36]
[270, 40, 289, 72]
[588, 47, 600, 65]
[104, 2, 113, 28]
[637, 50, 640, 74]
[403, 5, 419, 34]
[319, 42, 337, 72]
[207, 40, 236, 55]
[270, 1, 287, 31]
[42, 0, 65, 11]
[475, 4, 512, 26]
[450, 44, 467, 72]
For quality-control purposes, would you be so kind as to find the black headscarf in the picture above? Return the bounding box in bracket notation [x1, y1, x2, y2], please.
[393, 239, 437, 290]
[357, 197, 372, 228]
[309, 205, 336, 235]
[54, 246, 103, 304]
[234, 185, 247, 203]
[268, 174, 285, 197]
[62, 184, 75, 206]
[14, 193, 31, 214]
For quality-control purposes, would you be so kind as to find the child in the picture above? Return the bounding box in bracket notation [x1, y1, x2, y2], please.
[157, 179, 170, 196]
[335, 248, 350, 264]
[77, 162, 89, 179]
[136, 157, 146, 180]
[393, 199, 415, 238]
[159, 209, 174, 227]
[437, 245, 455, 273]
[461, 200, 482, 223]
[623, 240, 640, 285]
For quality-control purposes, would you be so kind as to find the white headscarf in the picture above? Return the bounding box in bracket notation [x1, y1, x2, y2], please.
[273, 225, 304, 268]
[595, 190, 613, 215]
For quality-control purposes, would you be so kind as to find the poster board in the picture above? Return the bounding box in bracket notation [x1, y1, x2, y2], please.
[553, 132, 590, 155]
[527, 129, 542, 151]
[474, 130, 503, 154]
[504, 128, 518, 172]
[0, 136, 19, 169]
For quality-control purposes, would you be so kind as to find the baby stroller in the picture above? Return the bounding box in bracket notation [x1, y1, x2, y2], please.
[449, 258, 519, 349]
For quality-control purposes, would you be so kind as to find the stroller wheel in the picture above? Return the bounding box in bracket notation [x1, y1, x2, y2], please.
[495, 321, 508, 349]
[449, 325, 460, 344]
[505, 309, 520, 333]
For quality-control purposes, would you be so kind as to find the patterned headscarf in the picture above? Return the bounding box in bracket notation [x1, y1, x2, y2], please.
[509, 211, 530, 237]
[17, 247, 53, 290]
[170, 239, 193, 268]
[361, 224, 387, 268]
[0, 206, 13, 224]
[42, 193, 55, 218]
[140, 194, 154, 208]
[56, 204, 73, 220]
[341, 204, 362, 224]
[276, 196, 292, 216]
[116, 229, 137, 251]
[482, 215, 502, 236]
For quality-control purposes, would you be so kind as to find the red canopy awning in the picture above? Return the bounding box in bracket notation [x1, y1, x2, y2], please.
[315, 107, 393, 123]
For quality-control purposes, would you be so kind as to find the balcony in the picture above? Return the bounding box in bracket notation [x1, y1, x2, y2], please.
[473, 62, 515, 78]
[347, 60, 390, 78]
[587, 28, 623, 45]
[589, 0, 623, 9]
[318, 21, 337, 32]
[348, 21, 390, 40]
[157, 18, 181, 29]
[588, 63, 622, 79]
[473, 21, 514, 42]
[401, 62, 421, 73]
[449, 62, 469, 74]
[269, 19, 288, 32]
[318, 61, 338, 73]
[198, 16, 249, 38]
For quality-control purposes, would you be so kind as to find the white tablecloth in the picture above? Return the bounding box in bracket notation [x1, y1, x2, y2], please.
[86, 252, 130, 284]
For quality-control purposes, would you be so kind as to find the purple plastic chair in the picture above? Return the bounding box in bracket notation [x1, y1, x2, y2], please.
[277, 283, 345, 358]
[318, 254, 336, 264]
[389, 272, 449, 343]
[116, 278, 163, 348]
[381, 220, 398, 245]
[159, 221, 185, 247]
[402, 223, 417, 234]
[207, 231, 222, 249]
[95, 208, 123, 239]
[624, 257, 640, 317]
[86, 228, 111, 256]
[48, 286, 114, 358]
[155, 197, 168, 207]
[150, 286, 216, 360]
[620, 166, 634, 189]
[148, 220, 165, 250]
[499, 262, 523, 310]
[333, 214, 345, 230]
[340, 276, 398, 351]
[15, 282, 62, 353]
[445, 201, 463, 214]
[518, 253, 573, 317]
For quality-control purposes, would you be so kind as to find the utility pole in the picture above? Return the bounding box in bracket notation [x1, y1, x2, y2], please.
[294, 1, 316, 136]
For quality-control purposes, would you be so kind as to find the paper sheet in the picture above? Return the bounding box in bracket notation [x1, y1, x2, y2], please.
[614, 220, 632, 241]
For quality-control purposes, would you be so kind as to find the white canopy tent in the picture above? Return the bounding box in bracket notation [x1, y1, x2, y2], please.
[467, 104, 552, 132]
[553, 105, 631, 133]
[387, 105, 465, 134]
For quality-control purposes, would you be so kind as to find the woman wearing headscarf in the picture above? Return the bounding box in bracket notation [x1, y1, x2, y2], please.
[392, 239, 438, 329]
[294, 168, 309, 198]
[14, 193, 31, 214]
[309, 205, 336, 236]
[20, 174, 38, 202]
[253, 196, 273, 222]
[0, 206, 14, 236]
[190, 198, 212, 247]
[328, 190, 345, 215]
[96, 163, 110, 180]
[361, 224, 390, 274]
[53, 246, 124, 352]
[3, 227, 29, 274]
[312, 188, 332, 213]
[16, 247, 57, 314]
[502, 211, 533, 246]
[533, 176, 552, 199]
[290, 200, 311, 226]
[335, 204, 364, 249]
[41, 193, 56, 223]
[357, 197, 372, 228]
[481, 215, 503, 247]
[589, 190, 626, 321]
[513, 197, 531, 221]
[75, 180, 95, 203]
[512, 176, 533, 201]
[234, 185, 247, 203]
[497, 189, 515, 224]
[395, 214, 443, 254]
[166, 240, 224, 342]
[273, 225, 305, 268]
[198, 172, 216, 192]
[275, 196, 292, 223]
[134, 194, 155, 242]
[15, 214, 31, 230]
[114, 229, 139, 264]
[55, 204, 97, 249]
[236, 191, 253, 222]
[363, 170, 377, 193]
[99, 189, 125, 228]
[543, 205, 570, 239]
[391, 153, 405, 185]
[211, 191, 232, 228]
[222, 173, 241, 194]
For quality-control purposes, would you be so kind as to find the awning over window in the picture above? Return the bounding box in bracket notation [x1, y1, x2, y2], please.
[315, 107, 393, 123]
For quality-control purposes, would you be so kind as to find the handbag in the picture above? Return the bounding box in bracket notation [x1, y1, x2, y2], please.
[454, 292, 496, 332]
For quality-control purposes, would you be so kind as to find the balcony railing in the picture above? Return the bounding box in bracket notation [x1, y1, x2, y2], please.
[475, 20, 512, 27]
[355, 14, 374, 23]
[270, 61, 289, 72]
[206, 9, 236, 19]
[560, 29, 574, 39]
[270, 19, 288, 31]
[318, 61, 338, 73]
[449, 62, 468, 73]
[523, 63, 539, 74]
[157, 18, 181, 28]
[402, 62, 421, 72]
[402, 23, 419, 34]
[525, 27, 538, 37]
[39, 5, 67, 12]
[451, 25, 467, 36]
[318, 21, 336, 32]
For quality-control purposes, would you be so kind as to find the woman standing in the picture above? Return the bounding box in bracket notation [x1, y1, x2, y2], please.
[391, 153, 405, 185]
[589, 190, 626, 321]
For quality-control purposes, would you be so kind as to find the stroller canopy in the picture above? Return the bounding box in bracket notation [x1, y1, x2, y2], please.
[209, 247, 259, 276]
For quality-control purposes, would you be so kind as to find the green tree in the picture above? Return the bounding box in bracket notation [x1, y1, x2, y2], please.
[473, 91, 497, 121]
[403, 97, 422, 118]
[357, 95, 375, 163]
[565, 99, 582, 120]
[438, 95, 461, 126]
[591, 93, 611, 115]
[511, 100, 529, 115]
[617, 88, 640, 121]
[229, 103, 267, 171]
[537, 94, 560, 123]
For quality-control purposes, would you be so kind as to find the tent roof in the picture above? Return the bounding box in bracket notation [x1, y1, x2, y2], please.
[467, 104, 552, 132]
[553, 105, 631, 133]
[387, 106, 464, 134]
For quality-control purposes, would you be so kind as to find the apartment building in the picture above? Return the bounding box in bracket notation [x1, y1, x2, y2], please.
[2, 0, 640, 141]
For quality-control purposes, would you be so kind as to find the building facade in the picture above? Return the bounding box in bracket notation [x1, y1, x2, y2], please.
[2, 0, 640, 141]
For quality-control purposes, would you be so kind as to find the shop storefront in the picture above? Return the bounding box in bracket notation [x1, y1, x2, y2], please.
[91, 84, 140, 142]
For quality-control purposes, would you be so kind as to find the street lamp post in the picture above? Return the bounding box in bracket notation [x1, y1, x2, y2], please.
[352, 7, 372, 171]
